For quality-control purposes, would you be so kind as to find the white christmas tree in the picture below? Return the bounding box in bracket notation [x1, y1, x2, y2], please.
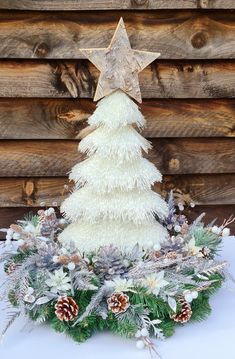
[59, 18, 169, 252]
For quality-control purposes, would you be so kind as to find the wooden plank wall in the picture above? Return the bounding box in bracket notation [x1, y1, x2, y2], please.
[0, 1, 235, 238]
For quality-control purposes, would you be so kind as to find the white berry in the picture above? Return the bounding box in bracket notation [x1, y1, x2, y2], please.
[13, 233, 21, 240]
[123, 259, 130, 268]
[222, 228, 230, 237]
[59, 218, 66, 225]
[140, 328, 149, 337]
[136, 340, 145, 350]
[178, 203, 184, 211]
[211, 225, 221, 235]
[67, 262, 76, 271]
[135, 330, 141, 338]
[46, 208, 55, 216]
[52, 255, 59, 263]
[17, 239, 25, 246]
[24, 224, 34, 233]
[184, 292, 193, 303]
[153, 243, 161, 251]
[174, 225, 181, 233]
[60, 248, 68, 255]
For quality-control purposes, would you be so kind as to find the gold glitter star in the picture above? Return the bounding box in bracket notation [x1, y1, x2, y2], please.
[80, 17, 160, 103]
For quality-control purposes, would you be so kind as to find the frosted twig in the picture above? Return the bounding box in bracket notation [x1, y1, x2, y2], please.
[72, 285, 108, 326]
[220, 215, 235, 229]
[0, 311, 20, 342]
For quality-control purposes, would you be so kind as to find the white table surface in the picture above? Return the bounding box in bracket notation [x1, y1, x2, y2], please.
[1, 237, 235, 359]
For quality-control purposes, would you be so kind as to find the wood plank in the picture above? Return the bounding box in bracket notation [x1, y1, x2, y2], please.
[158, 174, 235, 205]
[0, 60, 235, 98]
[0, 174, 234, 207]
[0, 139, 234, 177]
[142, 99, 235, 137]
[0, 11, 235, 59]
[1, 98, 235, 139]
[0, 177, 71, 207]
[1, 204, 234, 240]
[0, 1, 234, 10]
[0, 98, 93, 140]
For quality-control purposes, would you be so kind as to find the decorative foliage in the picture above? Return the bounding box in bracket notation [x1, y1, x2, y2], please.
[0, 199, 233, 352]
[45, 268, 71, 293]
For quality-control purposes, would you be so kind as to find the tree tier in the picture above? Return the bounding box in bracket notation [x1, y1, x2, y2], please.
[59, 219, 168, 252]
[88, 90, 145, 130]
[70, 155, 162, 192]
[79, 125, 151, 162]
[61, 186, 169, 224]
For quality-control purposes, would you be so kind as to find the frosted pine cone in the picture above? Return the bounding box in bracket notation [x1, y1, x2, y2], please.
[170, 296, 192, 323]
[38, 208, 59, 237]
[55, 296, 79, 321]
[107, 292, 130, 314]
[165, 251, 178, 260]
[5, 261, 17, 275]
[93, 245, 128, 280]
[161, 235, 185, 254]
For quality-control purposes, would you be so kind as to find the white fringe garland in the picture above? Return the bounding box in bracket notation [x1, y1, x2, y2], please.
[88, 90, 145, 130]
[59, 220, 168, 252]
[79, 125, 151, 163]
[61, 186, 169, 225]
[70, 155, 162, 192]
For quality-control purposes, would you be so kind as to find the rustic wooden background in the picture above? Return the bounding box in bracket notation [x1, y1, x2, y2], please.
[0, 0, 235, 238]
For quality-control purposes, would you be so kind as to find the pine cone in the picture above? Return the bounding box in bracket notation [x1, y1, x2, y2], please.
[93, 245, 128, 280]
[107, 292, 130, 314]
[55, 296, 79, 321]
[5, 262, 16, 275]
[38, 209, 59, 238]
[170, 296, 192, 323]
[165, 251, 178, 260]
[161, 235, 185, 255]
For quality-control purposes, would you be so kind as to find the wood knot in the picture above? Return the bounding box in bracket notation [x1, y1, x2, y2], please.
[59, 64, 78, 98]
[23, 180, 36, 205]
[186, 65, 194, 73]
[132, 0, 149, 6]
[169, 158, 180, 171]
[198, 0, 209, 8]
[34, 42, 50, 58]
[191, 31, 208, 49]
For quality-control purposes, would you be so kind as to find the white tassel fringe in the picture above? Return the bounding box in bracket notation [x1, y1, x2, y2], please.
[61, 187, 169, 224]
[79, 125, 151, 162]
[59, 220, 168, 252]
[88, 90, 145, 130]
[70, 155, 162, 192]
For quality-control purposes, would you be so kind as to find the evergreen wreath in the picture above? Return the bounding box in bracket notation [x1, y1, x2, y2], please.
[0, 194, 233, 354]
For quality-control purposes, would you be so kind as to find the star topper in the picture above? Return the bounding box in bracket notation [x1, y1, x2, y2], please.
[80, 17, 160, 103]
